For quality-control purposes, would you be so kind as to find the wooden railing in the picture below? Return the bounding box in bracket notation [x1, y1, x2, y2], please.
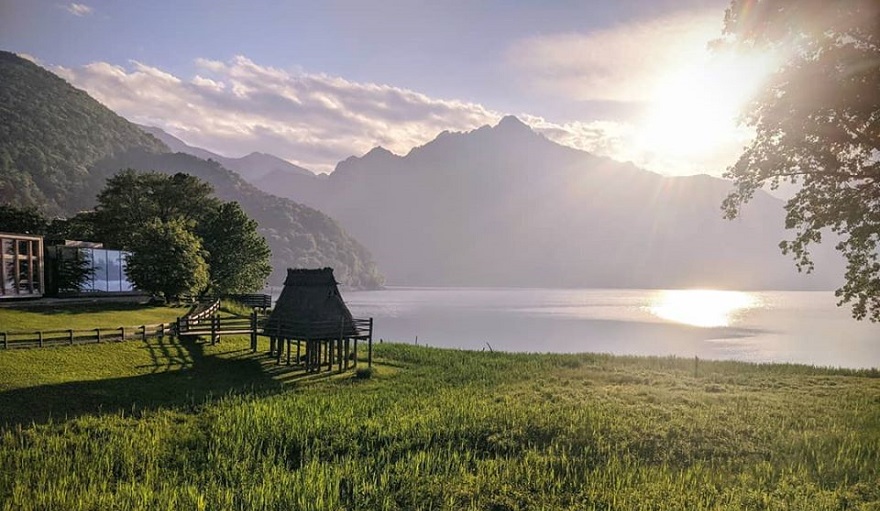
[1, 323, 173, 349]
[223, 293, 272, 310]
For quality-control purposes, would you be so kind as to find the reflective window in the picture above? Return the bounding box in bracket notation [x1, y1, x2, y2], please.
[3, 258, 14, 294]
[17, 259, 31, 294]
[94, 249, 109, 292]
[120, 252, 133, 292]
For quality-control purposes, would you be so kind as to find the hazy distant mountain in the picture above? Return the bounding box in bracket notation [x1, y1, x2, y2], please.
[0, 51, 382, 288]
[257, 115, 842, 289]
[139, 125, 314, 182]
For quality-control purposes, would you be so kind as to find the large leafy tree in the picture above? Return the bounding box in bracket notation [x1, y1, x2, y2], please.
[126, 219, 209, 302]
[199, 201, 272, 294]
[93, 169, 271, 295]
[93, 170, 219, 249]
[720, 0, 880, 320]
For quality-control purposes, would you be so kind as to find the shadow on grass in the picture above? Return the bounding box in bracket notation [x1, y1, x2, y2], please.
[0, 337, 285, 429]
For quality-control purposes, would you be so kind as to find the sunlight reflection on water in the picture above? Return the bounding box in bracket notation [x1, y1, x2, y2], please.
[647, 289, 761, 328]
[268, 286, 880, 368]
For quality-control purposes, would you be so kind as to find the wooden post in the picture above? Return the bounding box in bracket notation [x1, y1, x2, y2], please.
[344, 339, 350, 370]
[176, 317, 182, 339]
[296, 340, 301, 367]
[250, 310, 258, 352]
[353, 338, 358, 368]
[286, 340, 292, 365]
[2, 332, 6, 350]
[96, 328, 101, 343]
[328, 339, 334, 371]
[38, 331, 43, 348]
[211, 314, 217, 346]
[335, 338, 340, 372]
[69, 329, 74, 346]
[368, 318, 374, 368]
[120, 326, 125, 341]
[142, 325, 147, 342]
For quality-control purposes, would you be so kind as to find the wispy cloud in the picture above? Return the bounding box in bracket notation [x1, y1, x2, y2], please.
[52, 54, 742, 177]
[56, 56, 506, 173]
[65, 3, 93, 16]
[508, 9, 722, 103]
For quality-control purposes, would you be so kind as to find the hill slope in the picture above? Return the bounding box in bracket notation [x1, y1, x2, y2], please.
[0, 51, 382, 288]
[256, 116, 842, 289]
[0, 51, 168, 214]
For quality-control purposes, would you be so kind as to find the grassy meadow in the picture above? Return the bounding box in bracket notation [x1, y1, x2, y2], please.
[1, 304, 879, 510]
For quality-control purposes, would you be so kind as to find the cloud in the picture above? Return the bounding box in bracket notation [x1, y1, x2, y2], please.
[508, 9, 722, 103]
[65, 3, 93, 16]
[53, 54, 744, 177]
[56, 56, 505, 173]
[17, 53, 40, 64]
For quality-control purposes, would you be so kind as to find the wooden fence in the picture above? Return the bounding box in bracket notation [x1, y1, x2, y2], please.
[1, 298, 375, 369]
[1, 323, 174, 349]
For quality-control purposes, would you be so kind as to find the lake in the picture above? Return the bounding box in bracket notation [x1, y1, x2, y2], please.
[274, 287, 880, 369]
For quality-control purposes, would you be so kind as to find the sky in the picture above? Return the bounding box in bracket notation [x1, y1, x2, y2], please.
[0, 0, 776, 176]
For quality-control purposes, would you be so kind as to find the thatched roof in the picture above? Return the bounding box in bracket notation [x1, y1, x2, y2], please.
[265, 268, 358, 340]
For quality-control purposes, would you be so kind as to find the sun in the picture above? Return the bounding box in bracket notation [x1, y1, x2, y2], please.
[634, 46, 779, 165]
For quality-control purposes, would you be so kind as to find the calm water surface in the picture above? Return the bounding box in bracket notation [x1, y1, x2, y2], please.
[278, 287, 880, 369]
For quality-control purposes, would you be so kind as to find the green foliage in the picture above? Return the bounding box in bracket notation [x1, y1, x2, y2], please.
[94, 169, 219, 249]
[0, 204, 47, 234]
[93, 151, 385, 288]
[200, 202, 271, 294]
[0, 338, 878, 510]
[720, 0, 880, 320]
[46, 211, 99, 242]
[126, 219, 209, 302]
[91, 170, 270, 295]
[0, 51, 167, 214]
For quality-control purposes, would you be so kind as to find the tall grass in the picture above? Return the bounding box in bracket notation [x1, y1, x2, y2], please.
[1, 340, 878, 510]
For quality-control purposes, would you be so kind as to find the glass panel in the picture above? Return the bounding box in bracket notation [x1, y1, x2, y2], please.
[17, 259, 30, 294]
[17, 240, 29, 257]
[3, 257, 14, 294]
[31, 257, 41, 294]
[107, 250, 123, 292]
[94, 249, 109, 292]
[81, 248, 96, 292]
[120, 252, 133, 292]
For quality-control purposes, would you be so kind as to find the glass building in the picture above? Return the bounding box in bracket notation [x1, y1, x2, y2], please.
[0, 233, 44, 299]
[47, 244, 135, 294]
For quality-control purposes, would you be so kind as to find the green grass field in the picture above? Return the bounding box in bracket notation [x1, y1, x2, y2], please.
[0, 302, 185, 332]
[1, 305, 879, 510]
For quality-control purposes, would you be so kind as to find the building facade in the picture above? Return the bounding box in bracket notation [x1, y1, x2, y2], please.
[0, 232, 44, 299]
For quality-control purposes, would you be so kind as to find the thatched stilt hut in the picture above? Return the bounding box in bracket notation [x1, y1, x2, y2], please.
[265, 268, 373, 372]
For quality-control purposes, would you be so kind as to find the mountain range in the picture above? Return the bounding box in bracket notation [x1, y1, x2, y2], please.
[0, 51, 382, 288]
[2, 49, 842, 291]
[150, 116, 842, 290]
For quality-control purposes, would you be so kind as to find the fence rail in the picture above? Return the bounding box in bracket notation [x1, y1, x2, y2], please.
[222, 293, 272, 310]
[1, 323, 173, 349]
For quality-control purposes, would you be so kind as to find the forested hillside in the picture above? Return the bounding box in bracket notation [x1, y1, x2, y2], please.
[0, 51, 383, 288]
[0, 51, 167, 214]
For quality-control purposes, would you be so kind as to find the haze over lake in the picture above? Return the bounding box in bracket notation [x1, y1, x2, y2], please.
[324, 288, 880, 369]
